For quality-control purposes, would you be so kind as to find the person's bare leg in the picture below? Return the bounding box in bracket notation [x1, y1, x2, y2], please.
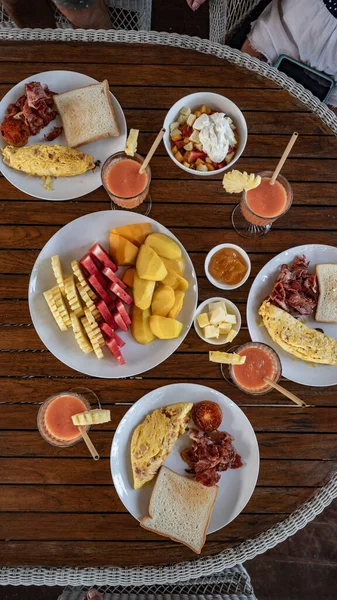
[53, 0, 112, 29]
[2, 0, 56, 28]
[241, 38, 266, 59]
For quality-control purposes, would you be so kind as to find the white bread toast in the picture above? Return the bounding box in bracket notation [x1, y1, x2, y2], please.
[315, 263, 337, 323]
[54, 80, 120, 148]
[140, 466, 218, 554]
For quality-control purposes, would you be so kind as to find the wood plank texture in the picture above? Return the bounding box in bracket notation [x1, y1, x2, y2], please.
[0, 40, 336, 568]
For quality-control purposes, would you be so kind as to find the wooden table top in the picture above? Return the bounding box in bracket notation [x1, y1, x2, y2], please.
[0, 40, 336, 569]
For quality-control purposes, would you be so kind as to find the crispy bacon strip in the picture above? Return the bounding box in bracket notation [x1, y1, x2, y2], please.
[268, 255, 317, 316]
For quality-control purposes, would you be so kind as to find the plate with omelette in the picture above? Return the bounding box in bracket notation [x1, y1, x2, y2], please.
[247, 244, 337, 387]
[0, 70, 126, 200]
[111, 383, 259, 542]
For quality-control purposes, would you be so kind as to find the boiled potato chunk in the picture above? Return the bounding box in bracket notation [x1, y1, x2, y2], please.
[151, 285, 175, 317]
[162, 256, 185, 276]
[168, 290, 185, 319]
[162, 266, 189, 291]
[111, 223, 152, 246]
[133, 272, 155, 310]
[131, 306, 156, 345]
[122, 267, 135, 288]
[149, 315, 183, 339]
[145, 233, 182, 260]
[136, 244, 167, 281]
[109, 233, 138, 266]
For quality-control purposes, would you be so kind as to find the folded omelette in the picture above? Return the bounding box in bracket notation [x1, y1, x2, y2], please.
[131, 402, 193, 489]
[1, 144, 95, 177]
[259, 300, 337, 365]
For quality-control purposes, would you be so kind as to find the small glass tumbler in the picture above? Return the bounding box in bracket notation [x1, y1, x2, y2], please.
[101, 151, 152, 215]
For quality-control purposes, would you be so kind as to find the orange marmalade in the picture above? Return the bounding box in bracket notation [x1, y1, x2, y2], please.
[209, 247, 247, 285]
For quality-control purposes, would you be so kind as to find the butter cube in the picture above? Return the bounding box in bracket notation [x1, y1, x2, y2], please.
[218, 322, 232, 335]
[223, 313, 237, 325]
[209, 305, 228, 326]
[189, 130, 200, 143]
[225, 329, 237, 343]
[187, 113, 197, 127]
[180, 106, 191, 117]
[208, 301, 226, 313]
[204, 325, 219, 339]
[197, 313, 209, 328]
[170, 121, 180, 132]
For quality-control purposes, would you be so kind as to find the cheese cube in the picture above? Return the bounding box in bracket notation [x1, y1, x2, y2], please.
[209, 305, 228, 326]
[178, 113, 188, 125]
[208, 301, 226, 313]
[170, 121, 180, 132]
[189, 130, 200, 143]
[204, 325, 220, 339]
[187, 113, 197, 127]
[225, 329, 237, 343]
[197, 313, 209, 328]
[180, 106, 191, 117]
[218, 322, 232, 335]
[184, 142, 193, 151]
[223, 313, 237, 324]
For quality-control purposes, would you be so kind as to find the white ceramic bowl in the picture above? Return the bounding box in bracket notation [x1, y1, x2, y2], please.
[205, 243, 251, 291]
[163, 92, 247, 176]
[194, 297, 242, 346]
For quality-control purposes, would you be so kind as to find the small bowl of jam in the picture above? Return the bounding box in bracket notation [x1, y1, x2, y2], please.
[205, 243, 251, 290]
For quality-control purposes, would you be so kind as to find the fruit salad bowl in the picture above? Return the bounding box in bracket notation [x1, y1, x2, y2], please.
[163, 92, 247, 176]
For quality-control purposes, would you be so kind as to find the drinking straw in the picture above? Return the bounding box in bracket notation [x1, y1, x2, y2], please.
[263, 377, 308, 407]
[139, 127, 166, 174]
[78, 426, 100, 460]
[270, 132, 298, 185]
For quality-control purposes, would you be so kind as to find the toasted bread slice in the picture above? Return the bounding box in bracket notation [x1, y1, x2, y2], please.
[315, 263, 337, 323]
[54, 80, 120, 147]
[141, 466, 218, 554]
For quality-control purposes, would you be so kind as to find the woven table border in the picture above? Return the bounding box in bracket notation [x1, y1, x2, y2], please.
[0, 28, 336, 586]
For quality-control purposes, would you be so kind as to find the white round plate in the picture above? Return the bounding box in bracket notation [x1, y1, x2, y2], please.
[28, 211, 198, 378]
[111, 383, 259, 534]
[0, 70, 127, 200]
[247, 244, 337, 387]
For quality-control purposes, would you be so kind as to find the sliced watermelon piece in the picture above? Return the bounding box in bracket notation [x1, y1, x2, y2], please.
[188, 150, 206, 164]
[88, 274, 112, 305]
[89, 242, 117, 272]
[109, 282, 133, 305]
[113, 310, 128, 332]
[115, 298, 131, 326]
[80, 254, 107, 289]
[99, 321, 125, 347]
[106, 337, 125, 365]
[180, 124, 193, 138]
[96, 298, 118, 329]
[102, 266, 126, 290]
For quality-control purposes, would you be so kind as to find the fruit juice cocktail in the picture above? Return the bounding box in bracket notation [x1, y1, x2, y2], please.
[230, 342, 281, 396]
[102, 151, 151, 209]
[37, 392, 90, 447]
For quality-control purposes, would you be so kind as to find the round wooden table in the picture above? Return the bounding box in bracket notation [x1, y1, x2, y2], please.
[0, 39, 336, 570]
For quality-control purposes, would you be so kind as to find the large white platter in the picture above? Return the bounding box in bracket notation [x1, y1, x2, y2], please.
[111, 383, 259, 535]
[0, 70, 127, 200]
[247, 244, 337, 387]
[28, 211, 198, 378]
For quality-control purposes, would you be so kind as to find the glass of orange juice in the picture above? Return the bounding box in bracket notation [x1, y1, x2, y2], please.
[37, 389, 93, 448]
[101, 151, 151, 215]
[231, 171, 293, 238]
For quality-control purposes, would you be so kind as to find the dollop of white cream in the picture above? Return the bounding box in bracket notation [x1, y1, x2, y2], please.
[193, 112, 237, 163]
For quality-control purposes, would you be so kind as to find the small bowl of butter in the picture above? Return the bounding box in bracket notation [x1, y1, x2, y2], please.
[194, 297, 242, 346]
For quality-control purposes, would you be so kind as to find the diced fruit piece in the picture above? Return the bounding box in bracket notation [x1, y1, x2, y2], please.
[175, 140, 185, 149]
[162, 267, 189, 291]
[168, 290, 185, 319]
[109, 282, 133, 305]
[209, 351, 246, 365]
[189, 130, 200, 144]
[207, 164, 215, 171]
[170, 121, 179, 132]
[111, 223, 152, 246]
[125, 128, 139, 157]
[184, 142, 193, 152]
[99, 321, 125, 347]
[89, 242, 117, 272]
[213, 161, 225, 170]
[174, 150, 184, 162]
[88, 274, 112, 305]
[195, 158, 205, 166]
[51, 255, 65, 294]
[180, 124, 193, 138]
[151, 285, 175, 317]
[177, 113, 188, 125]
[81, 317, 104, 359]
[171, 128, 181, 138]
[122, 268, 135, 288]
[102, 266, 126, 289]
[161, 256, 185, 276]
[83, 309, 105, 346]
[225, 151, 235, 165]
[106, 338, 125, 365]
[180, 106, 191, 117]
[145, 233, 182, 260]
[70, 313, 93, 354]
[187, 150, 206, 163]
[204, 325, 220, 339]
[171, 145, 178, 155]
[84, 307, 97, 325]
[149, 315, 183, 339]
[187, 113, 196, 127]
[72, 408, 111, 426]
[183, 161, 191, 168]
[197, 313, 209, 328]
[80, 254, 107, 289]
[194, 110, 201, 118]
[113, 310, 128, 332]
[76, 283, 100, 321]
[131, 306, 156, 345]
[96, 298, 118, 329]
[115, 298, 131, 326]
[136, 244, 167, 281]
[71, 260, 87, 286]
[43, 286, 70, 331]
[109, 233, 138, 266]
[63, 275, 84, 317]
[195, 143, 203, 151]
[200, 104, 211, 115]
[133, 272, 155, 310]
[197, 164, 208, 172]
